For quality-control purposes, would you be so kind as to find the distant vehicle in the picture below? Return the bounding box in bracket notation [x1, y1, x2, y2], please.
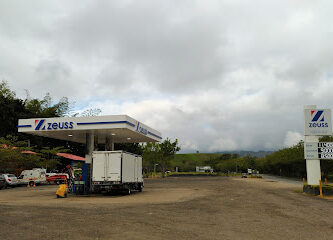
[0, 175, 6, 189]
[242, 173, 247, 178]
[0, 173, 18, 187]
[196, 166, 214, 173]
[17, 168, 47, 186]
[247, 169, 252, 175]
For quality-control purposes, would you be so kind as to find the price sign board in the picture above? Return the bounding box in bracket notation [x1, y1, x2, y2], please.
[304, 142, 319, 159]
[318, 142, 333, 159]
[305, 142, 333, 160]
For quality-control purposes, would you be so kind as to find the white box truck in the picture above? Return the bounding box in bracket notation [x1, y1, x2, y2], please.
[91, 151, 143, 194]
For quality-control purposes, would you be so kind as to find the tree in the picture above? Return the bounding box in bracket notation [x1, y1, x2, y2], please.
[24, 92, 70, 118]
[115, 143, 143, 155]
[142, 142, 162, 175]
[80, 108, 102, 117]
[39, 146, 70, 170]
[254, 141, 306, 178]
[0, 81, 30, 137]
[0, 136, 42, 175]
[0, 81, 16, 100]
[159, 138, 181, 177]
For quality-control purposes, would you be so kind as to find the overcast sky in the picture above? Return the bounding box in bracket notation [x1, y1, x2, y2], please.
[1, 0, 332, 152]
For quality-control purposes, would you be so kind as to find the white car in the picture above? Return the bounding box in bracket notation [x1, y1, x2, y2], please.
[0, 174, 18, 187]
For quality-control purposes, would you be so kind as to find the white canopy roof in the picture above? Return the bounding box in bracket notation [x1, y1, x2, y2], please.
[17, 115, 162, 144]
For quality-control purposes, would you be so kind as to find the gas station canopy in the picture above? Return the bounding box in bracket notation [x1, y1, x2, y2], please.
[17, 115, 162, 144]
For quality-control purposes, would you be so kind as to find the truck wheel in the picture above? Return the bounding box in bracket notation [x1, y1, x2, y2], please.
[127, 187, 132, 195]
[138, 184, 143, 192]
[29, 181, 34, 187]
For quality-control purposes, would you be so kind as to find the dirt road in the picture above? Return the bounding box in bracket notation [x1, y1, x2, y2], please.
[0, 177, 332, 240]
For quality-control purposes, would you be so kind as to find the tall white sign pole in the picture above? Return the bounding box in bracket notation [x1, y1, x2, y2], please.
[304, 105, 321, 185]
[305, 139, 321, 185]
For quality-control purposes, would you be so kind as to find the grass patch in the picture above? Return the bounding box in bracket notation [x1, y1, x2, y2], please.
[248, 175, 263, 178]
[167, 172, 219, 177]
[293, 189, 303, 193]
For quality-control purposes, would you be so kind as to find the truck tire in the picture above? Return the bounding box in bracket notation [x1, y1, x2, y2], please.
[29, 181, 34, 187]
[138, 184, 143, 192]
[127, 187, 132, 195]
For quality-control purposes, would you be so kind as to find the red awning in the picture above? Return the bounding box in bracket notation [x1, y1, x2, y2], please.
[1, 144, 17, 149]
[21, 150, 37, 154]
[56, 152, 85, 161]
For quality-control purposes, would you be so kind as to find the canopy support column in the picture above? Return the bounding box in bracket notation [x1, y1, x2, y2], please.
[105, 135, 114, 151]
[85, 132, 94, 163]
[85, 132, 94, 193]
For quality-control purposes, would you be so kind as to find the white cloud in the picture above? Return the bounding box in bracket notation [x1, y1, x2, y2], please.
[284, 131, 303, 148]
[1, 0, 332, 152]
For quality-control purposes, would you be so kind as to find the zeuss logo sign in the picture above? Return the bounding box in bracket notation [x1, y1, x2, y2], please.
[304, 109, 332, 135]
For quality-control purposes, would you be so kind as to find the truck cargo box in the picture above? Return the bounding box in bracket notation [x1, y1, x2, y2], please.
[91, 151, 143, 193]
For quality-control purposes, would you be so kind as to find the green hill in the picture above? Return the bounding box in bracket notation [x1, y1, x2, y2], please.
[170, 153, 222, 172]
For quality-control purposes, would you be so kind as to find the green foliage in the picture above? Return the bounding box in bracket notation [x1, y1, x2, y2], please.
[0, 136, 72, 174]
[142, 138, 181, 177]
[159, 138, 181, 177]
[0, 136, 41, 175]
[0, 82, 29, 137]
[39, 146, 70, 170]
[0, 81, 16, 100]
[115, 143, 143, 155]
[255, 141, 305, 178]
[170, 153, 222, 171]
[168, 172, 218, 176]
[0, 81, 84, 155]
[80, 108, 102, 117]
[142, 142, 162, 174]
[0, 148, 41, 175]
[24, 92, 70, 117]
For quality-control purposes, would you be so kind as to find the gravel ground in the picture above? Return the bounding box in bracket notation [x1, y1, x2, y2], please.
[0, 176, 332, 240]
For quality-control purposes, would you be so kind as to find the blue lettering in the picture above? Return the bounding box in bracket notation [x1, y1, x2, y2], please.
[138, 126, 148, 135]
[309, 122, 329, 128]
[40, 121, 74, 130]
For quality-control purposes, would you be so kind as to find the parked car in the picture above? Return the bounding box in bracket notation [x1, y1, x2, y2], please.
[241, 173, 248, 178]
[0, 175, 6, 189]
[0, 173, 18, 188]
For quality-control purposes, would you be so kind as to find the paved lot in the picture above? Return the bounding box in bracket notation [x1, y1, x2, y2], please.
[0, 177, 332, 240]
